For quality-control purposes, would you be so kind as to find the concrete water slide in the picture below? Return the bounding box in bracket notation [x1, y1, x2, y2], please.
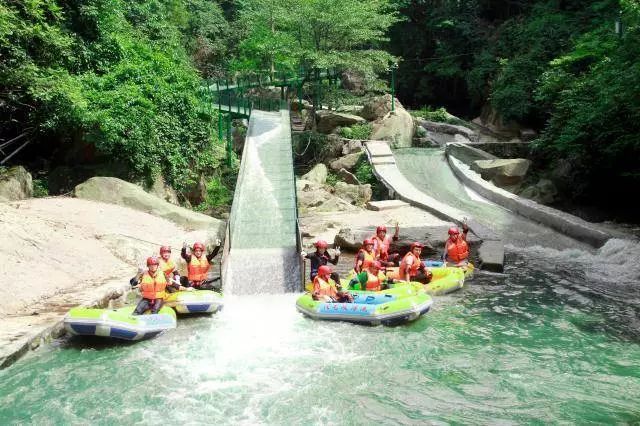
[221, 109, 302, 294]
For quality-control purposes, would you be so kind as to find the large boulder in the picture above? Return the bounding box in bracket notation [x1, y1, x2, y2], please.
[301, 163, 328, 184]
[333, 182, 372, 205]
[360, 94, 397, 121]
[471, 158, 531, 186]
[336, 105, 364, 116]
[341, 139, 364, 155]
[149, 174, 180, 205]
[0, 166, 32, 201]
[418, 119, 477, 141]
[370, 106, 415, 148]
[329, 152, 363, 172]
[518, 179, 558, 204]
[296, 179, 361, 213]
[337, 168, 361, 185]
[74, 177, 224, 233]
[334, 225, 481, 258]
[341, 70, 365, 94]
[315, 110, 366, 134]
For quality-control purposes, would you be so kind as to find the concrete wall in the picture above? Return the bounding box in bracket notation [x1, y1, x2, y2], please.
[446, 150, 611, 248]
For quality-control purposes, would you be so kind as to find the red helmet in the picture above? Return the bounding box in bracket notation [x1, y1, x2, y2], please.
[314, 240, 328, 249]
[410, 242, 424, 250]
[318, 265, 332, 276]
[193, 242, 205, 251]
[448, 227, 460, 236]
[371, 261, 382, 270]
[159, 246, 171, 254]
[146, 256, 159, 266]
[376, 225, 387, 234]
[363, 238, 374, 246]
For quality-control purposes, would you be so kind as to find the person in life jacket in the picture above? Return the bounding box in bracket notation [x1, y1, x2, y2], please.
[371, 223, 400, 266]
[312, 265, 353, 303]
[353, 239, 376, 274]
[348, 261, 393, 291]
[399, 242, 433, 284]
[363, 261, 389, 291]
[301, 240, 341, 281]
[158, 246, 191, 293]
[442, 223, 470, 267]
[131, 257, 168, 315]
[181, 239, 222, 290]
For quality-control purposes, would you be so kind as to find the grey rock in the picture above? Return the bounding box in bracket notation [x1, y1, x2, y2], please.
[296, 179, 361, 213]
[337, 168, 361, 185]
[301, 163, 328, 184]
[336, 105, 364, 115]
[74, 177, 224, 232]
[329, 152, 363, 172]
[471, 158, 531, 186]
[333, 182, 372, 205]
[0, 166, 33, 201]
[370, 107, 415, 148]
[341, 70, 365, 94]
[418, 120, 476, 140]
[315, 110, 366, 134]
[360, 94, 399, 121]
[149, 174, 180, 206]
[342, 139, 364, 155]
[334, 226, 480, 257]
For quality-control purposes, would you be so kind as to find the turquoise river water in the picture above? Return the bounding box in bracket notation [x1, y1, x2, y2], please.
[1, 148, 639, 424]
[1, 245, 639, 424]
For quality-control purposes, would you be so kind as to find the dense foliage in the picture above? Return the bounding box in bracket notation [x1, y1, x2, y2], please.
[2, 0, 639, 214]
[0, 0, 233, 194]
[234, 0, 399, 84]
[390, 0, 640, 209]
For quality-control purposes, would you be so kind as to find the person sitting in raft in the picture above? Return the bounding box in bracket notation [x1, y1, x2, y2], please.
[158, 245, 191, 293]
[353, 238, 376, 274]
[312, 265, 353, 303]
[301, 240, 341, 282]
[131, 257, 168, 315]
[442, 223, 470, 267]
[362, 261, 391, 291]
[371, 223, 400, 267]
[399, 242, 433, 284]
[181, 239, 221, 290]
[348, 261, 393, 291]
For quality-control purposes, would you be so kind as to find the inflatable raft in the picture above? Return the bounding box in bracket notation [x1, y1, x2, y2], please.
[164, 290, 223, 314]
[422, 267, 465, 295]
[296, 288, 433, 326]
[64, 306, 176, 341]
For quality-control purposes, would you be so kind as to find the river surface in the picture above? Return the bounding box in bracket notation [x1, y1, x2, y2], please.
[1, 149, 640, 424]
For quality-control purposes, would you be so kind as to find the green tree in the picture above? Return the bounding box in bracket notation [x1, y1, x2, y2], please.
[235, 0, 399, 80]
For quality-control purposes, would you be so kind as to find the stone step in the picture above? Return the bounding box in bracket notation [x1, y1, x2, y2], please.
[366, 200, 409, 211]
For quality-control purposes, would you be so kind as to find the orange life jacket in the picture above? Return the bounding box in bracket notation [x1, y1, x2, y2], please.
[139, 271, 167, 300]
[446, 237, 469, 263]
[313, 275, 338, 298]
[400, 252, 422, 278]
[354, 249, 375, 272]
[159, 258, 176, 279]
[372, 235, 392, 261]
[365, 271, 386, 291]
[188, 254, 210, 282]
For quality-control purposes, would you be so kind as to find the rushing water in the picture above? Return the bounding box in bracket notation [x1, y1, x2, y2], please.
[1, 254, 639, 424]
[1, 148, 640, 424]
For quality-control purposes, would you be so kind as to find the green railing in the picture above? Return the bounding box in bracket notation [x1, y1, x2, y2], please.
[199, 67, 341, 166]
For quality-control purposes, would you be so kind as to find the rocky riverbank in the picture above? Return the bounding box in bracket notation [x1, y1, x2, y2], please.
[0, 178, 225, 368]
